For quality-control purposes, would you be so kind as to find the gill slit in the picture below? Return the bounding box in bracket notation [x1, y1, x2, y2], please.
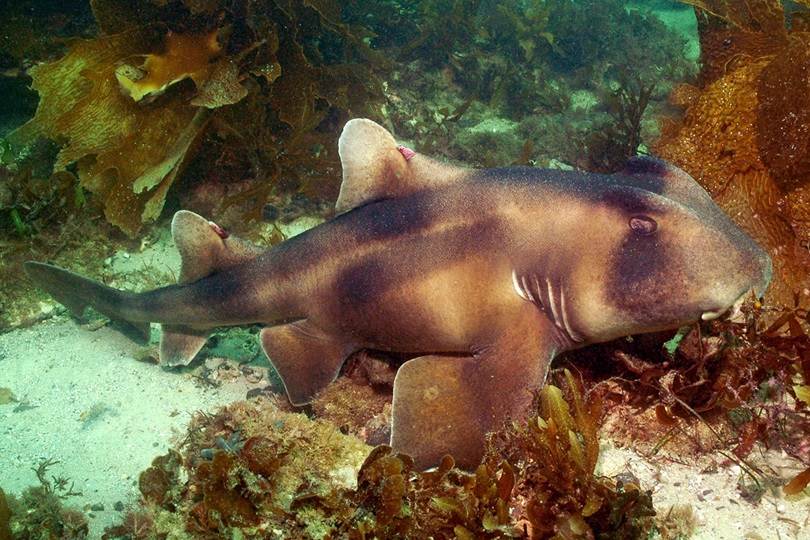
[512, 269, 584, 347]
[546, 277, 561, 324]
[521, 275, 537, 303]
[532, 275, 544, 309]
[559, 287, 584, 343]
[511, 270, 528, 301]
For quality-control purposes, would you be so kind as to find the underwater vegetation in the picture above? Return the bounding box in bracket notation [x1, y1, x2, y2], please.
[2, 1, 807, 536]
[0, 0, 391, 328]
[377, 0, 692, 170]
[563, 297, 810, 500]
[102, 371, 670, 539]
[0, 488, 10, 540]
[656, 0, 810, 308]
[2, 459, 88, 539]
[4, 0, 384, 238]
[0, 0, 692, 241]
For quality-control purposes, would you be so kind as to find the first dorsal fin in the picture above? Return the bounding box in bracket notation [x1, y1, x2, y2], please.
[160, 210, 264, 367]
[335, 118, 469, 214]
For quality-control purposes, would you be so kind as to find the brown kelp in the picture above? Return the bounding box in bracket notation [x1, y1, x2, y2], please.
[7, 0, 385, 237]
[1, 0, 691, 242]
[657, 0, 810, 308]
[563, 296, 810, 479]
[3, 459, 87, 540]
[0, 0, 388, 329]
[104, 371, 660, 539]
[488, 370, 655, 539]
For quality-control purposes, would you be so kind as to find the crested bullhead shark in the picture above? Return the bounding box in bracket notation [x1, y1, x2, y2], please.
[26, 119, 772, 469]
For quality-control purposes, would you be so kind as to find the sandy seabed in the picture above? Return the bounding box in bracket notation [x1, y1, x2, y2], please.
[2, 318, 807, 539]
[0, 317, 251, 536]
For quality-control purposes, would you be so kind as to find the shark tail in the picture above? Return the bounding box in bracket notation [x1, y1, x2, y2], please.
[23, 261, 151, 341]
[26, 211, 265, 367]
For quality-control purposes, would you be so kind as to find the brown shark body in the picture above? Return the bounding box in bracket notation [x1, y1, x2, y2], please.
[25, 119, 772, 469]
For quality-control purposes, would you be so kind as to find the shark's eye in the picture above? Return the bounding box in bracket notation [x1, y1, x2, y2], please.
[629, 215, 657, 235]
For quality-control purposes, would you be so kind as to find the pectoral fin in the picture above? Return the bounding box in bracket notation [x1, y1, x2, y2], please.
[391, 319, 555, 469]
[260, 320, 351, 406]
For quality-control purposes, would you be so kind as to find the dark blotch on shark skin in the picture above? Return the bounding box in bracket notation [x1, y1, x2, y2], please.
[600, 183, 692, 324]
[607, 230, 686, 324]
[469, 167, 568, 189]
[328, 217, 503, 347]
[157, 269, 260, 322]
[335, 258, 389, 306]
[597, 186, 659, 216]
[621, 156, 669, 177]
[348, 196, 434, 243]
[471, 165, 668, 202]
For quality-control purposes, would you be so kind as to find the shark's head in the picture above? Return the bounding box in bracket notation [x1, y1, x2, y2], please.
[529, 157, 772, 345]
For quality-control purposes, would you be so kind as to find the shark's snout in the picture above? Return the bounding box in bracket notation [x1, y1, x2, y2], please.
[700, 245, 772, 322]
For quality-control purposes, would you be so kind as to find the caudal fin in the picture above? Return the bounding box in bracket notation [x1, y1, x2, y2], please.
[24, 261, 151, 341]
[26, 211, 264, 366]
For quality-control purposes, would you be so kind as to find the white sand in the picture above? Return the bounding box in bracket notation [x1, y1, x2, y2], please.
[3, 319, 807, 539]
[0, 216, 321, 537]
[0, 317, 253, 536]
[598, 441, 809, 539]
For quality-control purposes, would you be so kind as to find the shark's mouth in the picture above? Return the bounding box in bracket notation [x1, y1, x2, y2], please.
[700, 290, 751, 321]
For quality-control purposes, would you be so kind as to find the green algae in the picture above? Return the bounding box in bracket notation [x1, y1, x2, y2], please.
[0, 488, 10, 540]
[0, 388, 16, 405]
[4, 460, 86, 540]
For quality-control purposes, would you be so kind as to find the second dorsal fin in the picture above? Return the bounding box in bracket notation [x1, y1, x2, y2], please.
[335, 118, 469, 214]
[171, 210, 262, 283]
[160, 210, 264, 367]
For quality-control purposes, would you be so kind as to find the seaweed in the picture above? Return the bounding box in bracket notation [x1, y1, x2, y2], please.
[189, 450, 262, 531]
[311, 352, 396, 444]
[108, 372, 661, 539]
[656, 0, 810, 308]
[784, 467, 810, 495]
[1, 0, 692, 243]
[0, 488, 10, 540]
[139, 449, 183, 509]
[585, 68, 657, 173]
[0, 0, 95, 66]
[101, 510, 156, 540]
[0, 388, 16, 405]
[5, 0, 385, 237]
[486, 369, 656, 539]
[5, 459, 87, 540]
[566, 294, 810, 474]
